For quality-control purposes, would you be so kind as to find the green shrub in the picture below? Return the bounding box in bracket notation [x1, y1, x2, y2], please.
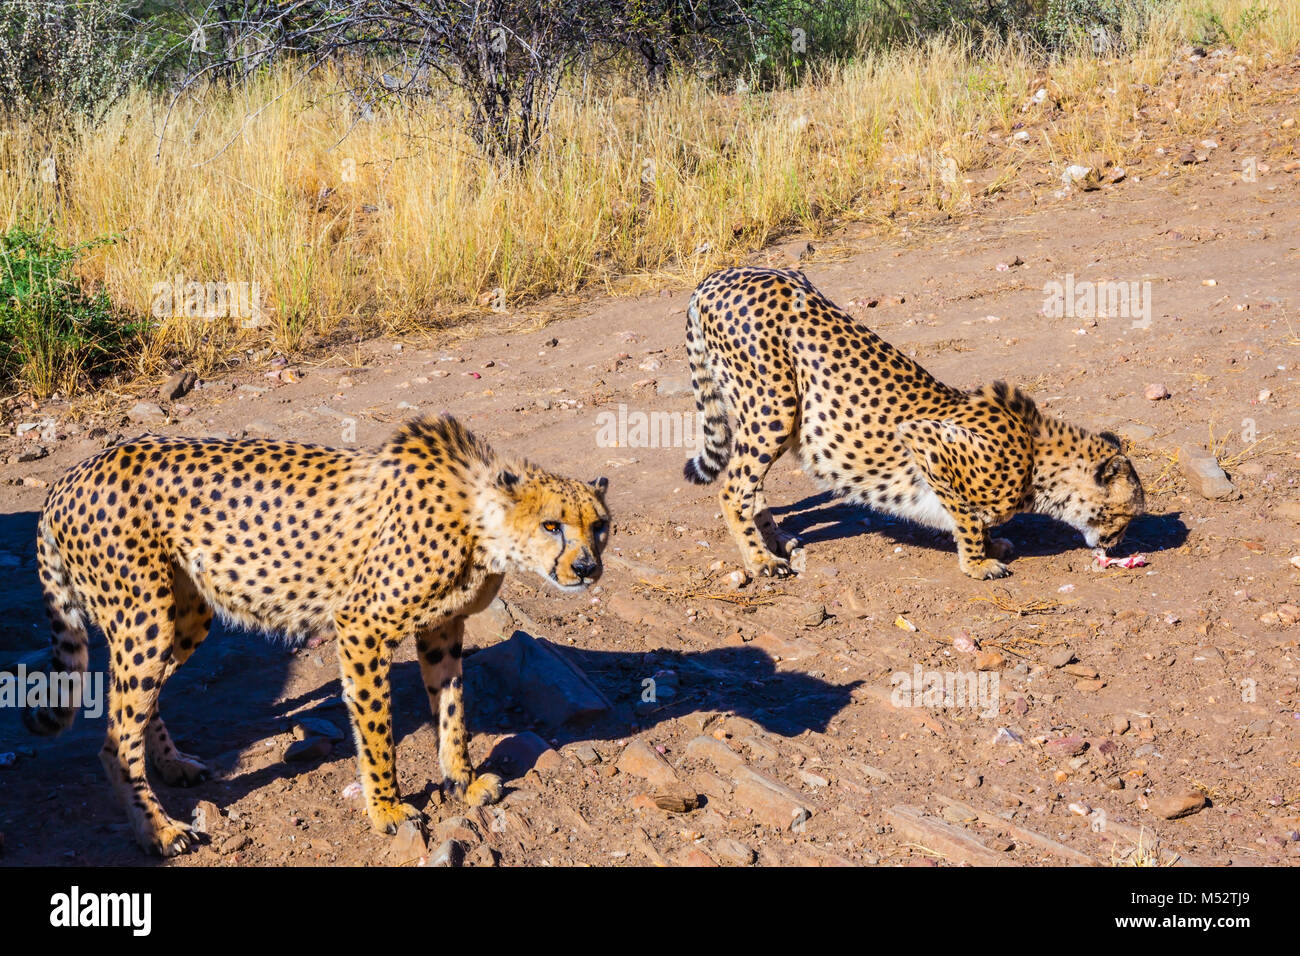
[0, 225, 143, 398]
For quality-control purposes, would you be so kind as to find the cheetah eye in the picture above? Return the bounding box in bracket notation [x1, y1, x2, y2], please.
[591, 520, 607, 537]
[542, 521, 562, 534]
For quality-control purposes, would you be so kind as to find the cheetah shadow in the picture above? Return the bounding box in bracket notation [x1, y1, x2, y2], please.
[768, 491, 1187, 562]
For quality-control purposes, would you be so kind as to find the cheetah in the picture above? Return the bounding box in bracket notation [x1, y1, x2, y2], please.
[682, 267, 1144, 580]
[24, 414, 610, 856]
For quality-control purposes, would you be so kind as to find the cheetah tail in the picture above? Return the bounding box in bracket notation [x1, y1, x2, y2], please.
[683, 291, 732, 485]
[23, 519, 90, 736]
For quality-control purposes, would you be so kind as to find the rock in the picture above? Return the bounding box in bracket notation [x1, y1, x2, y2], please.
[471, 631, 611, 727]
[730, 766, 811, 830]
[292, 717, 344, 742]
[1144, 383, 1170, 400]
[712, 838, 756, 866]
[615, 740, 679, 787]
[488, 731, 560, 776]
[975, 651, 1004, 671]
[1063, 663, 1099, 678]
[468, 845, 497, 867]
[1178, 445, 1238, 500]
[433, 816, 481, 845]
[464, 597, 518, 644]
[159, 371, 197, 401]
[283, 737, 333, 762]
[429, 839, 466, 867]
[1146, 791, 1207, 820]
[389, 820, 427, 863]
[190, 800, 224, 834]
[1112, 715, 1131, 735]
[1048, 646, 1076, 668]
[793, 604, 826, 628]
[685, 735, 746, 774]
[128, 402, 166, 424]
[1115, 422, 1155, 442]
[655, 373, 693, 397]
[219, 833, 252, 855]
[1062, 164, 1100, 190]
[571, 742, 601, 766]
[1046, 736, 1088, 757]
[652, 786, 701, 813]
[1075, 678, 1105, 692]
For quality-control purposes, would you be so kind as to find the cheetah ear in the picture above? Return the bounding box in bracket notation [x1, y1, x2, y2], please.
[496, 470, 521, 496]
[1098, 455, 1126, 484]
[589, 476, 609, 498]
[1099, 430, 1123, 451]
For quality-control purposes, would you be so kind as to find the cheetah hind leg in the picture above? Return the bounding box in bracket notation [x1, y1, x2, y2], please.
[147, 566, 213, 787]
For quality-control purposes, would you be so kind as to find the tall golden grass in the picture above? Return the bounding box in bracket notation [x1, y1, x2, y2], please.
[0, 0, 1296, 386]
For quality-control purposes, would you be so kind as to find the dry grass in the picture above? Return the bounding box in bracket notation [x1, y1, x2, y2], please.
[0, 0, 1297, 384]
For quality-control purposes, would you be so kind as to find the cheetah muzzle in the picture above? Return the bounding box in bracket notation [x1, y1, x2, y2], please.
[681, 267, 1145, 581]
[26, 414, 610, 855]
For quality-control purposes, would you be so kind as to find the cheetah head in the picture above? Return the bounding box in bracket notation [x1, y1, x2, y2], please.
[1033, 429, 1145, 551]
[482, 471, 611, 591]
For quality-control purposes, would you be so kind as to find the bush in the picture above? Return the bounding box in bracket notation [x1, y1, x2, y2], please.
[0, 225, 143, 398]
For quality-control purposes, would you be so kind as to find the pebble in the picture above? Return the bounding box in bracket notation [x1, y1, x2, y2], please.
[975, 650, 1004, 671]
[713, 838, 756, 866]
[615, 740, 679, 786]
[652, 787, 701, 813]
[1046, 736, 1088, 757]
[128, 401, 167, 424]
[283, 737, 333, 762]
[1145, 791, 1207, 820]
[429, 839, 466, 867]
[1048, 646, 1076, 668]
[1144, 383, 1170, 400]
[159, 371, 197, 401]
[292, 717, 344, 742]
[1178, 444, 1237, 500]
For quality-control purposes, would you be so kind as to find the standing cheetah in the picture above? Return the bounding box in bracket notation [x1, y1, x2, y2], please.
[683, 267, 1144, 580]
[25, 414, 610, 856]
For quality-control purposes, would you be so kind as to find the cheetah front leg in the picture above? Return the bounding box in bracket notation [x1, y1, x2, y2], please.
[898, 419, 1010, 580]
[147, 567, 214, 788]
[336, 611, 421, 834]
[417, 618, 501, 807]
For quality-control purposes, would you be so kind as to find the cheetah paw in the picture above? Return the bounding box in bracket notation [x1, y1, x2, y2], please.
[140, 818, 201, 857]
[369, 799, 423, 834]
[963, 558, 1010, 580]
[465, 773, 504, 807]
[748, 555, 794, 579]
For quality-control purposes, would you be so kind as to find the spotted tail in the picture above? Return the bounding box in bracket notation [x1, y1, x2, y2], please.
[682, 289, 732, 484]
[23, 516, 90, 736]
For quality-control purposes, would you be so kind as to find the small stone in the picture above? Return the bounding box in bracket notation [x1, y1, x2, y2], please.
[1178, 445, 1238, 500]
[652, 787, 701, 813]
[292, 717, 344, 742]
[615, 740, 679, 786]
[1146, 791, 1207, 820]
[1112, 715, 1130, 735]
[191, 800, 223, 834]
[713, 838, 756, 866]
[1144, 383, 1170, 400]
[795, 604, 826, 628]
[1048, 646, 1076, 668]
[974, 651, 1004, 671]
[389, 820, 427, 863]
[159, 371, 197, 401]
[1063, 663, 1099, 678]
[283, 737, 333, 762]
[429, 838, 465, 867]
[15, 446, 47, 462]
[219, 833, 252, 855]
[1046, 736, 1088, 757]
[128, 402, 166, 424]
[1075, 678, 1106, 692]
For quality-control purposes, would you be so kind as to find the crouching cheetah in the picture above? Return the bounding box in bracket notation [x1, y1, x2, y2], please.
[683, 267, 1144, 580]
[25, 414, 610, 856]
